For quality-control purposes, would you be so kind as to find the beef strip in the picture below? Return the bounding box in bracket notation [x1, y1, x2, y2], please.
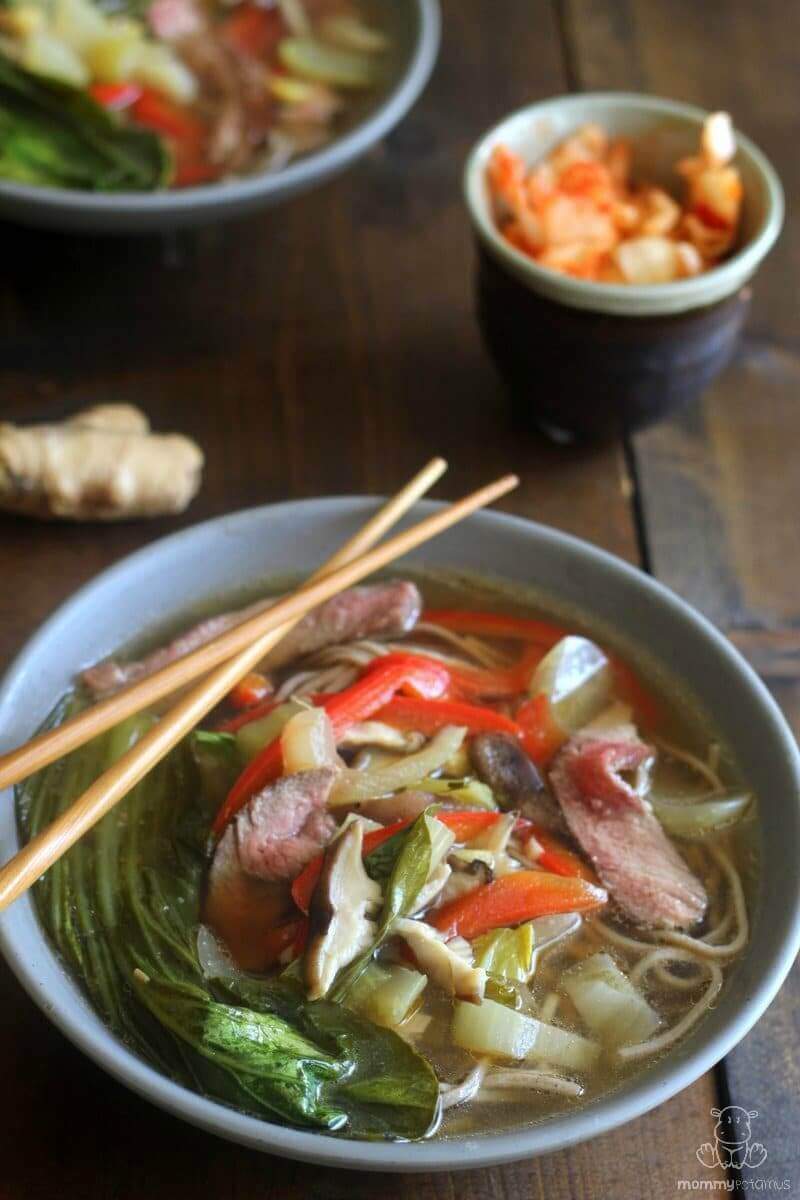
[82, 580, 422, 698]
[205, 768, 337, 969]
[549, 734, 708, 929]
[470, 731, 564, 830]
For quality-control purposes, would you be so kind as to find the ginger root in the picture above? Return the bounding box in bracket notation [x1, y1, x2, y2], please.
[0, 404, 204, 520]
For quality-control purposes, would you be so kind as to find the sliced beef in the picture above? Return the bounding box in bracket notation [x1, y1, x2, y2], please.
[82, 601, 266, 697]
[265, 580, 422, 671]
[549, 734, 707, 930]
[205, 768, 337, 968]
[82, 580, 422, 698]
[471, 731, 564, 831]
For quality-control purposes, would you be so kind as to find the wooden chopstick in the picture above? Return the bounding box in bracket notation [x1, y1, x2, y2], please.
[0, 470, 518, 911]
[0, 457, 448, 792]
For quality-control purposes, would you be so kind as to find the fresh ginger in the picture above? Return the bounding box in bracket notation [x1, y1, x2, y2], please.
[0, 403, 204, 520]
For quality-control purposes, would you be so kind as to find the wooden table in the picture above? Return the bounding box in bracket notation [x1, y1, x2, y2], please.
[1, 1, 798, 1194]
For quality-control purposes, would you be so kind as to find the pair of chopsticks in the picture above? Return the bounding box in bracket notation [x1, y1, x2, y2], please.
[0, 461, 518, 911]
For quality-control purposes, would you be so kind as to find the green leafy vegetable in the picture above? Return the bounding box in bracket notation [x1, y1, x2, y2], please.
[191, 730, 242, 807]
[331, 809, 441, 1001]
[17, 695, 439, 1140]
[134, 975, 349, 1130]
[0, 51, 169, 190]
[219, 975, 439, 1139]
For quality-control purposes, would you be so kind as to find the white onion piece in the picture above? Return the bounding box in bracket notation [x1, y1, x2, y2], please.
[329, 725, 467, 807]
[529, 636, 612, 733]
[652, 793, 752, 839]
[281, 706, 339, 773]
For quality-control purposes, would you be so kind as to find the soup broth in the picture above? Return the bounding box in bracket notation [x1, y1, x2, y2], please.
[17, 570, 757, 1142]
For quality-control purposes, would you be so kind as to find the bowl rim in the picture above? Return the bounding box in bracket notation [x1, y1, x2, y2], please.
[463, 91, 785, 317]
[1, 495, 799, 1172]
[0, 0, 440, 217]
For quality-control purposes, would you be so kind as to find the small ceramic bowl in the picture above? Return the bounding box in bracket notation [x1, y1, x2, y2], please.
[1, 498, 799, 1171]
[0, 0, 439, 234]
[464, 93, 784, 440]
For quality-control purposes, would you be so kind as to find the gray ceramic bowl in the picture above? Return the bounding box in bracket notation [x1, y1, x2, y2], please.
[0, 0, 440, 234]
[1, 498, 799, 1171]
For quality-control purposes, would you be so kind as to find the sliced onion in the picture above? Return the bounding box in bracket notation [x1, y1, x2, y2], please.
[278, 37, 381, 89]
[529, 636, 612, 733]
[652, 792, 752, 839]
[329, 725, 467, 808]
[281, 706, 339, 773]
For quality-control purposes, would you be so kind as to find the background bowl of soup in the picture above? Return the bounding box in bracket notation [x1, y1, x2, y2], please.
[0, 0, 440, 234]
[0, 497, 799, 1170]
[464, 93, 784, 439]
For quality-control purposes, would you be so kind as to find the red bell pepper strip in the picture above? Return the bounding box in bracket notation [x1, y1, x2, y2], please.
[428, 870, 607, 940]
[89, 82, 143, 111]
[213, 654, 450, 836]
[437, 810, 500, 842]
[221, 3, 284, 58]
[216, 694, 279, 733]
[423, 609, 567, 647]
[515, 693, 566, 765]
[132, 89, 206, 143]
[172, 159, 221, 188]
[515, 820, 598, 883]
[447, 645, 546, 701]
[374, 696, 526, 741]
[228, 671, 272, 712]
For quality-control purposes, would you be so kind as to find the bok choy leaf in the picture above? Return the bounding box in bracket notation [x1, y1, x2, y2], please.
[0, 52, 169, 190]
[16, 695, 439, 1140]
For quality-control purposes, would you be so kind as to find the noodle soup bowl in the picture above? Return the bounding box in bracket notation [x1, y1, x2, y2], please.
[0, 497, 799, 1170]
[0, 0, 440, 234]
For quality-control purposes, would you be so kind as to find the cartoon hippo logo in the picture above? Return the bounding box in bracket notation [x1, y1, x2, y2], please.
[696, 1106, 768, 1170]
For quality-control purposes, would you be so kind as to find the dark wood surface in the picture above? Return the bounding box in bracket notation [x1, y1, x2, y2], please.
[0, 1, 797, 1195]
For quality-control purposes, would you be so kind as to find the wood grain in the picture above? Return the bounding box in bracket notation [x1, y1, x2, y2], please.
[0, 0, 750, 1195]
[565, 0, 800, 1188]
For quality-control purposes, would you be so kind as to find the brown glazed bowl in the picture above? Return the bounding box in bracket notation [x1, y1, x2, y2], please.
[464, 94, 784, 440]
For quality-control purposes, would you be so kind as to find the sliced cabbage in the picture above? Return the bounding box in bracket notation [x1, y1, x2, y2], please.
[473, 924, 535, 982]
[529, 636, 613, 733]
[561, 952, 660, 1048]
[21, 30, 89, 85]
[452, 998, 600, 1071]
[347, 962, 427, 1028]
